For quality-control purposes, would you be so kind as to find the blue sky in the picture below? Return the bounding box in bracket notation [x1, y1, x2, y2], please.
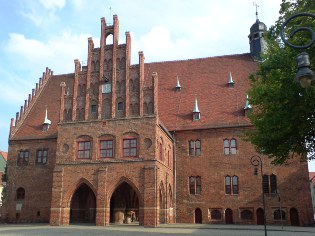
[1, 0, 314, 170]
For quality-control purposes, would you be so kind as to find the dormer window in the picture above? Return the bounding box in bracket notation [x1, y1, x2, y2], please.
[102, 75, 111, 94]
[244, 94, 252, 116]
[43, 107, 51, 131]
[193, 98, 200, 121]
[176, 76, 181, 92]
[227, 72, 235, 88]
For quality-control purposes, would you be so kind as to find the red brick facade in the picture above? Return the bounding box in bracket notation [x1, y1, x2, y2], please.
[4, 15, 314, 227]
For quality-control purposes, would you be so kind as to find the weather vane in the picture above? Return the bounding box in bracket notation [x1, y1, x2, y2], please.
[253, 1, 259, 20]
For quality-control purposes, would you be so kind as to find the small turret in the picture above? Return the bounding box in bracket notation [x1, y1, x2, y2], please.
[248, 4, 267, 60]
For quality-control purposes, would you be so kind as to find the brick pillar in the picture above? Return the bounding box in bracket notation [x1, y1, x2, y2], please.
[72, 59, 80, 121]
[111, 15, 119, 118]
[143, 165, 158, 227]
[139, 51, 145, 117]
[96, 167, 108, 226]
[85, 37, 94, 120]
[125, 31, 131, 117]
[98, 17, 106, 119]
[50, 167, 68, 226]
[59, 82, 66, 122]
[152, 72, 158, 115]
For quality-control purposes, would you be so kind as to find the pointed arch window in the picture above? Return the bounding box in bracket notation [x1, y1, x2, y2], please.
[223, 138, 237, 155]
[189, 176, 201, 195]
[36, 149, 48, 165]
[262, 175, 269, 193]
[17, 150, 29, 166]
[225, 175, 239, 195]
[270, 174, 277, 193]
[189, 140, 201, 157]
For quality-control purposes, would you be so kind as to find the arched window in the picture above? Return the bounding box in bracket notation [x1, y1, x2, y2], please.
[16, 187, 25, 200]
[189, 140, 201, 156]
[230, 139, 237, 154]
[225, 176, 231, 194]
[210, 209, 222, 220]
[262, 175, 269, 193]
[224, 138, 237, 155]
[241, 209, 253, 220]
[225, 175, 239, 195]
[270, 174, 277, 193]
[189, 176, 201, 195]
[232, 176, 239, 194]
[274, 209, 286, 220]
[224, 139, 230, 155]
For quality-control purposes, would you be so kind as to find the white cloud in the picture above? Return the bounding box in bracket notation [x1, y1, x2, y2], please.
[40, 0, 66, 10]
[19, 0, 65, 26]
[5, 32, 90, 74]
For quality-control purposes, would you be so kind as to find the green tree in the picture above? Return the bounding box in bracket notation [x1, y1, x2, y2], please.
[245, 0, 315, 164]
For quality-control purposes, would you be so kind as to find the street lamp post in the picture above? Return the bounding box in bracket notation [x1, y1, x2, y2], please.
[280, 12, 315, 88]
[250, 155, 267, 236]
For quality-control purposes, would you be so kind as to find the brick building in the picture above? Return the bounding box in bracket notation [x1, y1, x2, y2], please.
[4, 15, 314, 227]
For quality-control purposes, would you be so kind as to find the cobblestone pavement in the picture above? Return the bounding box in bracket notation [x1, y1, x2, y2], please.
[0, 223, 314, 236]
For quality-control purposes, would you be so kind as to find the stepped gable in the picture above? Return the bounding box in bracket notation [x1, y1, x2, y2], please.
[144, 53, 257, 131]
[10, 70, 74, 141]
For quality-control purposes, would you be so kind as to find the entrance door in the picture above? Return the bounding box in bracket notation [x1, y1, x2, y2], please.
[195, 208, 202, 224]
[70, 183, 96, 224]
[110, 182, 139, 224]
[225, 208, 233, 224]
[256, 208, 264, 225]
[290, 208, 299, 226]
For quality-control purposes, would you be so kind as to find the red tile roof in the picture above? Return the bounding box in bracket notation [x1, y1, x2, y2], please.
[145, 53, 256, 131]
[10, 53, 256, 140]
[11, 74, 74, 141]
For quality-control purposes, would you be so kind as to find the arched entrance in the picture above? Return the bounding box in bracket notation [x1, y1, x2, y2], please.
[70, 183, 96, 224]
[256, 208, 264, 225]
[110, 182, 139, 224]
[159, 186, 166, 224]
[225, 208, 233, 224]
[195, 208, 202, 224]
[290, 208, 299, 226]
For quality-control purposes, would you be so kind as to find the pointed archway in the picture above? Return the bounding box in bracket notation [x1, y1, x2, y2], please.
[195, 208, 202, 224]
[159, 182, 166, 224]
[70, 183, 96, 224]
[110, 182, 139, 224]
[225, 208, 233, 224]
[256, 208, 264, 225]
[290, 208, 299, 226]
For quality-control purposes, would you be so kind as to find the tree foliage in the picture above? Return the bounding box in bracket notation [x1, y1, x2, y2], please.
[245, 0, 315, 164]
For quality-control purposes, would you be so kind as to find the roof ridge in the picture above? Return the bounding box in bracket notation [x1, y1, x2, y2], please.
[10, 67, 54, 138]
[129, 52, 252, 66]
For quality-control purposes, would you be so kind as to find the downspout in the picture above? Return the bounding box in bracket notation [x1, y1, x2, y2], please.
[172, 131, 177, 223]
